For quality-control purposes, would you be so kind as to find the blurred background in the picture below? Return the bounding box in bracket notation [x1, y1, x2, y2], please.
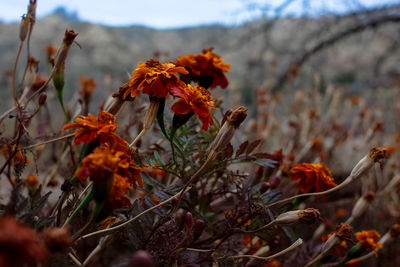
[1, 0, 400, 113]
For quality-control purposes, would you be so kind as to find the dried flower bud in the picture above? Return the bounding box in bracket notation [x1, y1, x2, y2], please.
[42, 227, 71, 253]
[349, 147, 392, 180]
[144, 99, 161, 130]
[19, 15, 30, 42]
[335, 223, 353, 242]
[227, 106, 247, 128]
[192, 219, 205, 239]
[275, 208, 320, 225]
[25, 56, 39, 88]
[53, 29, 78, 71]
[389, 224, 400, 238]
[348, 191, 375, 223]
[38, 92, 47, 106]
[129, 250, 153, 267]
[27, 0, 37, 23]
[207, 106, 247, 161]
[298, 208, 321, 224]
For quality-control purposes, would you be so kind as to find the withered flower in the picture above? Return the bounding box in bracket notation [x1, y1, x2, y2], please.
[291, 163, 337, 193]
[171, 84, 215, 130]
[176, 47, 230, 89]
[122, 59, 188, 99]
[207, 107, 247, 161]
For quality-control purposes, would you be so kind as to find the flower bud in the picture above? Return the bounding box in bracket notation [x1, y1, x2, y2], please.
[207, 106, 247, 161]
[26, 56, 39, 88]
[19, 15, 30, 42]
[275, 208, 321, 225]
[129, 250, 153, 267]
[38, 92, 47, 106]
[349, 147, 393, 180]
[184, 212, 193, 233]
[192, 219, 205, 239]
[53, 29, 78, 72]
[144, 98, 161, 130]
[350, 191, 375, 221]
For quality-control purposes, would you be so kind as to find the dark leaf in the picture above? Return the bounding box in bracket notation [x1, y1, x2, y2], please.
[236, 141, 249, 157]
[222, 143, 234, 159]
[246, 140, 261, 155]
[261, 189, 282, 204]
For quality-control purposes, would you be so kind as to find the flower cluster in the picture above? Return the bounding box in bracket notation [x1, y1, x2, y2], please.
[355, 230, 382, 254]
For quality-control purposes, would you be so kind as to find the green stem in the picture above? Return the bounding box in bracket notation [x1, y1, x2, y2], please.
[64, 187, 94, 226]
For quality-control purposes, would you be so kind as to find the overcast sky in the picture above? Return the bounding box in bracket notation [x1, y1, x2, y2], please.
[0, 0, 398, 29]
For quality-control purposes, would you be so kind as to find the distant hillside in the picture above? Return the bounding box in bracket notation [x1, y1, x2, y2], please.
[1, 7, 400, 110]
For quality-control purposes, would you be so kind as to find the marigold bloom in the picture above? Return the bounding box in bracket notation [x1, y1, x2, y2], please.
[355, 230, 382, 254]
[123, 59, 188, 99]
[76, 147, 142, 205]
[264, 260, 283, 267]
[142, 163, 166, 178]
[171, 84, 215, 130]
[176, 47, 230, 89]
[290, 163, 337, 193]
[25, 175, 40, 189]
[44, 44, 58, 60]
[62, 111, 129, 151]
[78, 76, 97, 103]
[76, 147, 142, 188]
[0, 217, 48, 266]
[2, 144, 30, 164]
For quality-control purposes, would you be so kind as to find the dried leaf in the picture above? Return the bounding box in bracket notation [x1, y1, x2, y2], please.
[246, 140, 261, 155]
[222, 143, 234, 159]
[236, 141, 249, 157]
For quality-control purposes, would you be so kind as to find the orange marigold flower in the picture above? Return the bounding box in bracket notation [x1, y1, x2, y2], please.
[355, 230, 382, 254]
[290, 163, 337, 193]
[2, 144, 30, 164]
[123, 59, 188, 99]
[62, 111, 128, 151]
[0, 217, 48, 266]
[176, 47, 230, 89]
[44, 44, 58, 59]
[142, 163, 166, 178]
[76, 147, 143, 190]
[78, 76, 97, 103]
[171, 84, 215, 130]
[264, 260, 283, 267]
[25, 175, 40, 189]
